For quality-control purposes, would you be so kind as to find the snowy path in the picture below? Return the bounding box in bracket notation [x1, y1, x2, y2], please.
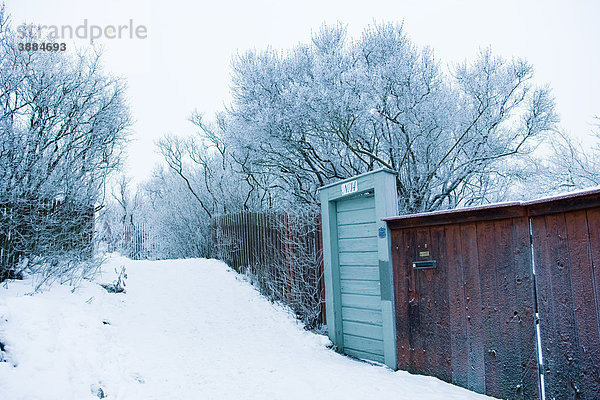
[0, 257, 493, 400]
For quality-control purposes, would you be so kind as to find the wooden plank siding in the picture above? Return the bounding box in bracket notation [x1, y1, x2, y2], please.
[531, 208, 600, 399]
[391, 218, 538, 399]
[386, 189, 600, 400]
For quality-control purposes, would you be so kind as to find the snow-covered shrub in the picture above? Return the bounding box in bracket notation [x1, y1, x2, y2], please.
[0, 6, 130, 282]
[100, 266, 127, 294]
[1, 197, 96, 283]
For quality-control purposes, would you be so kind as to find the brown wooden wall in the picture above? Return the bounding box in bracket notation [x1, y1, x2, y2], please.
[385, 190, 600, 400]
[530, 207, 600, 399]
[390, 216, 539, 399]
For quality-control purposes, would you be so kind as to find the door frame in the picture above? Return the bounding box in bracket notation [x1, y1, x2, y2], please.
[319, 169, 398, 369]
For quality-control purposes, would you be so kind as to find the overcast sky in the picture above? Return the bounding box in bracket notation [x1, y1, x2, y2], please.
[6, 0, 600, 182]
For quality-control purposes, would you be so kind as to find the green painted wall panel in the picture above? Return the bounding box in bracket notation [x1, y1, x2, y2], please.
[336, 207, 376, 225]
[338, 237, 378, 252]
[319, 193, 344, 350]
[344, 347, 385, 363]
[341, 293, 382, 310]
[340, 279, 381, 296]
[336, 195, 375, 212]
[339, 266, 380, 281]
[338, 251, 378, 266]
[337, 223, 377, 239]
[342, 307, 384, 325]
[343, 320, 385, 340]
[343, 334, 384, 356]
[381, 300, 396, 368]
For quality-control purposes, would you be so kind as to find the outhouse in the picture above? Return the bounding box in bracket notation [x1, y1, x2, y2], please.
[319, 169, 398, 369]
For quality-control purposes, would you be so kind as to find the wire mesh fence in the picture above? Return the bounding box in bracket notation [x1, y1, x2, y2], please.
[211, 212, 325, 329]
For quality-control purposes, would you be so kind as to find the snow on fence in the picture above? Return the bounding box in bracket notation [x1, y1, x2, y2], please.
[211, 212, 325, 328]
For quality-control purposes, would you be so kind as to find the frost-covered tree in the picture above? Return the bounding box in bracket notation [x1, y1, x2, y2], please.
[96, 175, 150, 257]
[225, 23, 558, 212]
[142, 166, 215, 258]
[157, 113, 275, 215]
[527, 117, 600, 194]
[0, 7, 131, 281]
[152, 113, 276, 257]
[151, 22, 559, 260]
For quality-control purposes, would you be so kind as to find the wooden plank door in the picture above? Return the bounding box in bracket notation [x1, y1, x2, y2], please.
[336, 193, 386, 362]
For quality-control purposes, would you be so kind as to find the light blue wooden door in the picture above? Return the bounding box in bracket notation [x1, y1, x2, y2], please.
[336, 193, 385, 362]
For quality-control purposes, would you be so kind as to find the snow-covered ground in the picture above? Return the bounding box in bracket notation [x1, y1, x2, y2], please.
[0, 256, 494, 400]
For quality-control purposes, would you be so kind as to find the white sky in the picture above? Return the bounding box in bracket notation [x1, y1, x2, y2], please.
[7, 0, 600, 183]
